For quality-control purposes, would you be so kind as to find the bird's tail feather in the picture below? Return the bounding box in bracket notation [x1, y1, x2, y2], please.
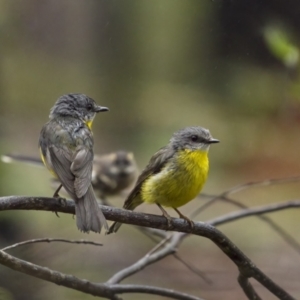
[75, 186, 108, 233]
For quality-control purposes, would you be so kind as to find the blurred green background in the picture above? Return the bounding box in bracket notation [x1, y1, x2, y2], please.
[1, 1, 300, 299]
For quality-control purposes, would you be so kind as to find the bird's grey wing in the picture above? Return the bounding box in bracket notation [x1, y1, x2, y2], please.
[48, 145, 75, 195]
[71, 147, 93, 198]
[123, 145, 175, 208]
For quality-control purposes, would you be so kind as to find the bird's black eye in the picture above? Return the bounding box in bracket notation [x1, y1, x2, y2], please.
[87, 103, 93, 111]
[190, 135, 198, 142]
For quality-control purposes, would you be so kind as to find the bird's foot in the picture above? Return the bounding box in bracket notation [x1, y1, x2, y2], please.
[173, 207, 194, 230]
[165, 215, 173, 230]
[157, 203, 174, 230]
[182, 215, 194, 230]
[53, 184, 63, 199]
[58, 197, 67, 206]
[56, 197, 67, 217]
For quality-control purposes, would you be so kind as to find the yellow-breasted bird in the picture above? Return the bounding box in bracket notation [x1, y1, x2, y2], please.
[108, 126, 219, 233]
[1, 150, 138, 202]
[39, 93, 109, 233]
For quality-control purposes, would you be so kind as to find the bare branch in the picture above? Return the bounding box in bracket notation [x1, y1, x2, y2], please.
[0, 249, 117, 299]
[0, 250, 204, 300]
[208, 200, 300, 227]
[0, 196, 296, 300]
[224, 176, 300, 196]
[1, 238, 103, 252]
[110, 284, 205, 300]
[192, 175, 300, 218]
[107, 233, 181, 284]
[172, 253, 212, 285]
[238, 274, 263, 300]
[209, 197, 300, 254]
[113, 228, 211, 284]
[130, 196, 300, 284]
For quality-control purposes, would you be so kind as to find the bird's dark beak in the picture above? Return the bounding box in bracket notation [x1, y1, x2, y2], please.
[208, 138, 219, 144]
[95, 105, 109, 113]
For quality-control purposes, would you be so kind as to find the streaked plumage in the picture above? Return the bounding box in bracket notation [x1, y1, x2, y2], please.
[39, 93, 109, 233]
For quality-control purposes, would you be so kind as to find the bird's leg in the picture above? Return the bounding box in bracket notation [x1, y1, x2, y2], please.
[156, 203, 173, 229]
[52, 184, 66, 217]
[173, 207, 194, 229]
[53, 184, 63, 198]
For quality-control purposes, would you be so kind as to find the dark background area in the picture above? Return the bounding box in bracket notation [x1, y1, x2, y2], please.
[0, 1, 300, 299]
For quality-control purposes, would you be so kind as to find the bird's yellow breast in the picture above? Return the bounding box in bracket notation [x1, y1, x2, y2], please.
[141, 149, 209, 208]
[85, 120, 93, 130]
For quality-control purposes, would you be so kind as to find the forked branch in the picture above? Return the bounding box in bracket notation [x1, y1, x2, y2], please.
[0, 195, 297, 300]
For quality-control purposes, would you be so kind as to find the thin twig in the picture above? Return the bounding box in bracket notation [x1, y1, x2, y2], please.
[192, 175, 300, 218]
[113, 228, 211, 285]
[147, 235, 172, 256]
[107, 233, 182, 284]
[173, 253, 212, 285]
[1, 238, 103, 252]
[218, 196, 300, 254]
[224, 176, 300, 196]
[137, 226, 209, 281]
[195, 193, 300, 255]
[208, 200, 300, 227]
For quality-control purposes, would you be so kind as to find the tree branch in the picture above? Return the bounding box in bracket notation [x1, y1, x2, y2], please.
[208, 200, 300, 227]
[192, 175, 300, 217]
[107, 233, 181, 284]
[110, 284, 205, 300]
[1, 238, 103, 252]
[0, 249, 117, 299]
[0, 249, 203, 300]
[238, 274, 263, 300]
[135, 196, 300, 285]
[0, 196, 296, 300]
[212, 196, 300, 254]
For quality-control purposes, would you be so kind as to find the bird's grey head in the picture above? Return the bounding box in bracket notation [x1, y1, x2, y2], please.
[170, 126, 219, 152]
[110, 151, 136, 177]
[49, 94, 108, 124]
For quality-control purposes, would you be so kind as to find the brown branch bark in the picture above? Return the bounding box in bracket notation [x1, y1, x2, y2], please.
[238, 274, 263, 300]
[0, 195, 297, 300]
[0, 249, 203, 300]
[0, 249, 118, 299]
